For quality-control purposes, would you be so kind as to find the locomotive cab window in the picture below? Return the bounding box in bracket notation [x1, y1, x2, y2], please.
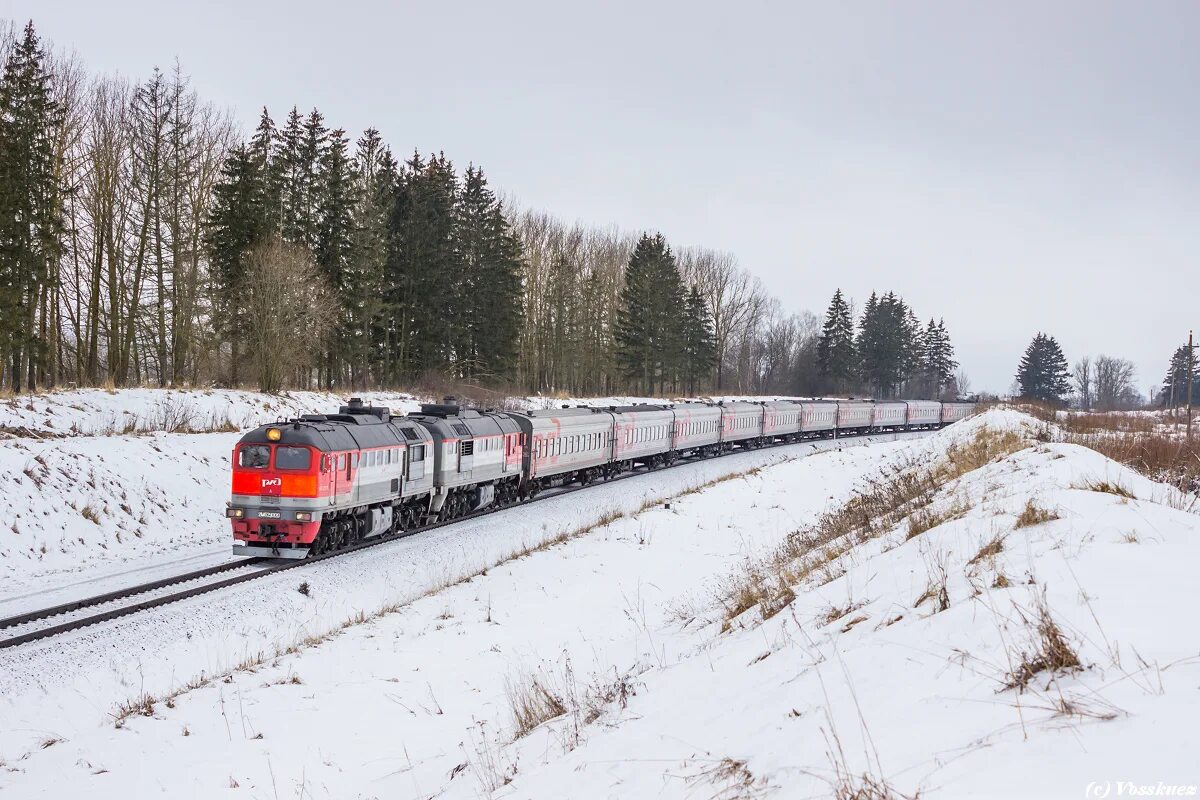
[239, 445, 270, 468]
[275, 446, 311, 471]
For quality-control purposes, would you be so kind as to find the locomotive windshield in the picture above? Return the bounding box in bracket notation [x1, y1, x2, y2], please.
[239, 445, 270, 468]
[275, 446, 311, 470]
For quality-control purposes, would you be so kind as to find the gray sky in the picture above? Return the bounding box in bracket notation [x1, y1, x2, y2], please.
[7, 0, 1198, 394]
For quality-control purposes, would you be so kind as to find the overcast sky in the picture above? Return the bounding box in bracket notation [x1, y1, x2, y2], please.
[6, 0, 1197, 394]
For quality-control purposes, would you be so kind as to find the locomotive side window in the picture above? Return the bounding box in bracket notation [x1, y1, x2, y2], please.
[239, 445, 270, 468]
[275, 446, 311, 470]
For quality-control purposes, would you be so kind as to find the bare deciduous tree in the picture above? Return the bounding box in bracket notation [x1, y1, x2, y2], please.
[1093, 354, 1138, 411]
[241, 236, 334, 393]
[1073, 356, 1092, 410]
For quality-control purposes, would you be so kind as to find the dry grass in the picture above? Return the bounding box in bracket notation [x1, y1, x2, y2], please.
[505, 661, 644, 741]
[1074, 433, 1200, 496]
[906, 497, 972, 540]
[1014, 499, 1059, 528]
[968, 533, 1006, 565]
[715, 426, 1028, 628]
[1001, 593, 1082, 692]
[1075, 478, 1135, 499]
[833, 774, 916, 800]
[1012, 402, 1200, 500]
[688, 757, 772, 800]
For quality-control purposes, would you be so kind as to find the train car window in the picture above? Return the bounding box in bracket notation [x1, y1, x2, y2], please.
[239, 445, 270, 468]
[410, 444, 425, 462]
[276, 447, 312, 470]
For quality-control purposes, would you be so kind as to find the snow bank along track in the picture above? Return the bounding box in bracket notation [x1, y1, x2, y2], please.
[0, 429, 915, 651]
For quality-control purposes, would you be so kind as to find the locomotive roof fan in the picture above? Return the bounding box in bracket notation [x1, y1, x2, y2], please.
[339, 397, 390, 420]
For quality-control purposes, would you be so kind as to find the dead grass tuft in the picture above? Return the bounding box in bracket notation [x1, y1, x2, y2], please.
[1075, 478, 1135, 499]
[1001, 593, 1082, 692]
[506, 672, 568, 738]
[112, 693, 155, 724]
[968, 533, 1006, 565]
[688, 757, 772, 800]
[1014, 499, 1060, 528]
[833, 773, 916, 800]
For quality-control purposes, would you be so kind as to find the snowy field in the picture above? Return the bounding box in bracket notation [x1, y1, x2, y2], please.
[2, 407, 1197, 798]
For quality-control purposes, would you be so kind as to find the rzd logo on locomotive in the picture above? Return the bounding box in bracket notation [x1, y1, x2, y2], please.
[261, 477, 282, 488]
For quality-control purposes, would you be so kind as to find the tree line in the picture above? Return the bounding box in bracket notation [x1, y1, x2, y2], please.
[1012, 332, 1196, 411]
[815, 289, 961, 399]
[207, 110, 524, 391]
[1, 20, 968, 398]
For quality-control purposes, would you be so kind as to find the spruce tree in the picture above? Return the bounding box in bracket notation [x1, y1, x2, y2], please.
[383, 151, 460, 377]
[921, 318, 958, 398]
[247, 107, 280, 230]
[346, 128, 396, 387]
[1161, 345, 1198, 407]
[0, 22, 64, 390]
[816, 289, 856, 393]
[314, 127, 355, 386]
[206, 143, 273, 385]
[901, 306, 923, 391]
[857, 292, 908, 397]
[615, 233, 685, 394]
[1016, 333, 1071, 404]
[455, 164, 523, 380]
[681, 286, 716, 394]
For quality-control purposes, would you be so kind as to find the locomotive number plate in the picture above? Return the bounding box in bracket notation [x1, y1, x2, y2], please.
[258, 511, 281, 519]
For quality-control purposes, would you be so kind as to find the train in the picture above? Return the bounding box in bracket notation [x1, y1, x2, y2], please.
[228, 397, 976, 558]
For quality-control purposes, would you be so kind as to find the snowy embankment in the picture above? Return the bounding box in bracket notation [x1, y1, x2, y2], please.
[3, 409, 1196, 798]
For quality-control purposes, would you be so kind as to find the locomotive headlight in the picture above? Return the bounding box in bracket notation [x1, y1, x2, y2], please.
[267, 428, 282, 442]
[295, 511, 313, 521]
[226, 507, 245, 518]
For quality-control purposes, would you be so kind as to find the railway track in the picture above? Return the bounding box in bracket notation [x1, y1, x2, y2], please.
[0, 429, 914, 651]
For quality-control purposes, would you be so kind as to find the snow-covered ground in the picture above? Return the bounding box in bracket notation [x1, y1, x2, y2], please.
[0, 388, 424, 438]
[2, 408, 1196, 798]
[0, 432, 910, 795]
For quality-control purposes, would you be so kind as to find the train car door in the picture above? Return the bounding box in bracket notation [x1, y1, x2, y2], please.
[408, 443, 426, 481]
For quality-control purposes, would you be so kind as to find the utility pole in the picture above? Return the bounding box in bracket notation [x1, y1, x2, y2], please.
[1188, 331, 1195, 441]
